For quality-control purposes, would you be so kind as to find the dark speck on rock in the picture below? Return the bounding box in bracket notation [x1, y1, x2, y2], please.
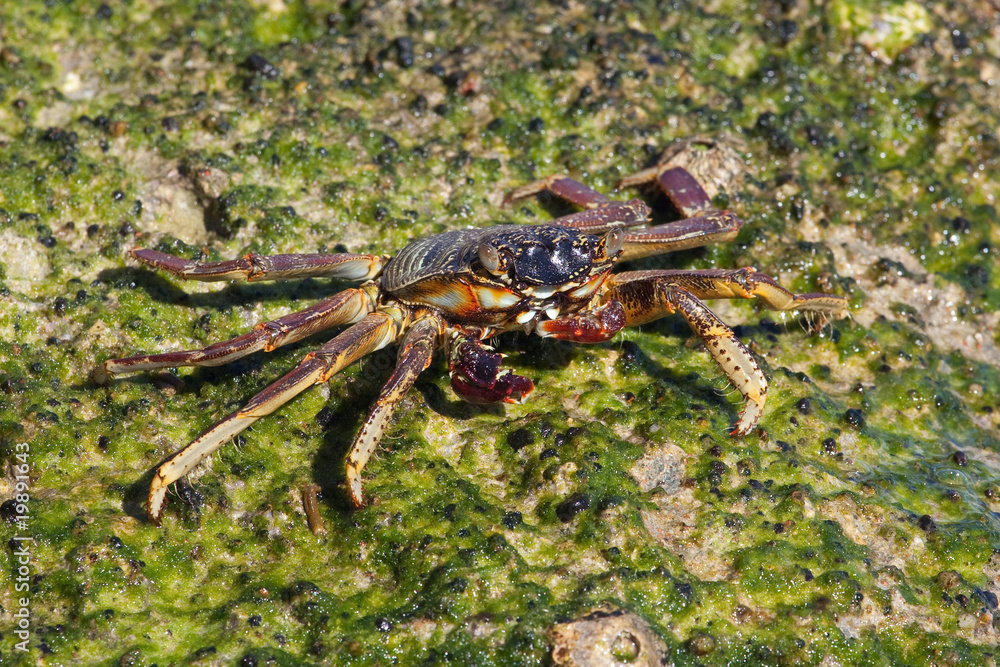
[674, 581, 693, 601]
[502, 511, 522, 529]
[953, 451, 967, 466]
[777, 19, 798, 43]
[244, 53, 281, 79]
[964, 263, 990, 289]
[314, 406, 336, 429]
[556, 493, 590, 522]
[508, 428, 534, 451]
[844, 408, 865, 429]
[795, 398, 812, 415]
[375, 618, 392, 633]
[619, 340, 641, 365]
[975, 588, 998, 609]
[1, 499, 20, 522]
[918, 514, 937, 532]
[394, 36, 414, 68]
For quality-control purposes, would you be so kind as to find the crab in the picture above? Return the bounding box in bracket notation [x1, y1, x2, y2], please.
[95, 146, 848, 524]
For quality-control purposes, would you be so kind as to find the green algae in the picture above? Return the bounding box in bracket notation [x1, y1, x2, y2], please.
[2, 0, 1000, 665]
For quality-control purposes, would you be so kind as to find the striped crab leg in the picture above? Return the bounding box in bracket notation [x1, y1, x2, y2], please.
[605, 269, 848, 434]
[502, 173, 743, 260]
[345, 312, 446, 507]
[129, 248, 385, 282]
[147, 308, 406, 523]
[612, 268, 849, 323]
[94, 286, 378, 384]
[604, 277, 767, 436]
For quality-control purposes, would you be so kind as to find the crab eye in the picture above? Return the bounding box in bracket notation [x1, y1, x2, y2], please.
[478, 241, 502, 274]
[604, 227, 624, 256]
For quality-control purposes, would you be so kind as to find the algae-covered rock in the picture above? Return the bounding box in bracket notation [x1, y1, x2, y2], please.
[1, 1, 999, 664]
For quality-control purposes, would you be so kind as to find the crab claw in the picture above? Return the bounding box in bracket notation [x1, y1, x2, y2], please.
[450, 338, 534, 404]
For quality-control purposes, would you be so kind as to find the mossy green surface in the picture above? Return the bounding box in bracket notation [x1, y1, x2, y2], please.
[2, 1, 1000, 664]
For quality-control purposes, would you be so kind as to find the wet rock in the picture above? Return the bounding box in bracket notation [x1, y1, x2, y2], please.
[550, 607, 669, 666]
[630, 442, 688, 494]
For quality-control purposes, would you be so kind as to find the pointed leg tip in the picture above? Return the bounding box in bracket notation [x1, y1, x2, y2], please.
[91, 364, 111, 386]
[147, 492, 166, 526]
[731, 397, 765, 437]
[347, 468, 366, 508]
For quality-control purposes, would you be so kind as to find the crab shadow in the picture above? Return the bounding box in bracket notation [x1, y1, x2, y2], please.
[121, 458, 208, 524]
[306, 349, 509, 511]
[122, 469, 158, 522]
[96, 266, 352, 311]
[628, 315, 787, 425]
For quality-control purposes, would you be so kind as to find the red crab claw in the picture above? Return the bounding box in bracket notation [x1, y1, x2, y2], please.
[450, 339, 534, 404]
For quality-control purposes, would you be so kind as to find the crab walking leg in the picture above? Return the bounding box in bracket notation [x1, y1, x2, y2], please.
[147, 310, 405, 523]
[618, 165, 716, 217]
[131, 248, 385, 282]
[613, 268, 849, 319]
[546, 201, 650, 233]
[606, 279, 768, 436]
[503, 174, 613, 209]
[345, 314, 445, 507]
[94, 287, 377, 383]
[618, 211, 743, 261]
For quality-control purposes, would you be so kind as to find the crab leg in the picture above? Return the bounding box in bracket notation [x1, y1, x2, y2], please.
[147, 309, 405, 523]
[605, 279, 768, 436]
[506, 173, 742, 257]
[503, 174, 614, 209]
[94, 287, 378, 383]
[503, 175, 651, 232]
[547, 201, 652, 232]
[618, 211, 743, 261]
[131, 248, 385, 282]
[618, 165, 716, 217]
[613, 268, 849, 320]
[345, 313, 445, 507]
